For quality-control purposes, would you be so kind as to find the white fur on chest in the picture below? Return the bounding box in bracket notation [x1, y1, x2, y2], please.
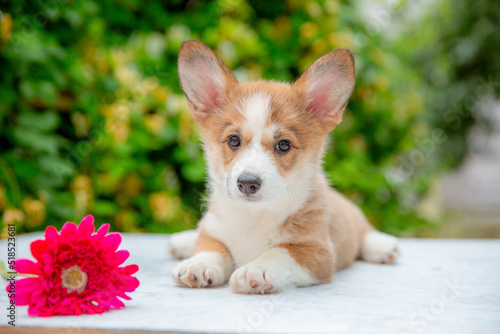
[204, 205, 291, 268]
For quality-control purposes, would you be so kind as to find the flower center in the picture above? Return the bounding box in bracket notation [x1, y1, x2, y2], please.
[61, 265, 88, 294]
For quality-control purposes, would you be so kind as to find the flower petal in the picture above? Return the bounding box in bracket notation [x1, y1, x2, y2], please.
[45, 225, 59, 242]
[15, 277, 40, 291]
[122, 264, 139, 275]
[103, 233, 121, 252]
[60, 222, 77, 239]
[96, 223, 110, 237]
[9, 278, 40, 305]
[120, 276, 140, 292]
[28, 307, 42, 316]
[116, 291, 131, 300]
[110, 297, 125, 309]
[14, 259, 40, 274]
[30, 240, 47, 261]
[78, 215, 95, 238]
[112, 250, 130, 266]
[14, 289, 32, 306]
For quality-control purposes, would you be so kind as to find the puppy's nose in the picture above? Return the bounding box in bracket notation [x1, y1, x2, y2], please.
[237, 174, 262, 195]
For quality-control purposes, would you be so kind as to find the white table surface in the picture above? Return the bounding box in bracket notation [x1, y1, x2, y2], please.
[1, 233, 499, 334]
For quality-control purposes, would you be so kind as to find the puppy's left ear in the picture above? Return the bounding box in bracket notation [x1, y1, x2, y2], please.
[178, 40, 238, 124]
[293, 49, 355, 131]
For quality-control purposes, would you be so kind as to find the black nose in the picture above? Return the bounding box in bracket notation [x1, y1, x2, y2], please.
[237, 174, 262, 195]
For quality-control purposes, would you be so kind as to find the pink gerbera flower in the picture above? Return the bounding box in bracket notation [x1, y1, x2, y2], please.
[6, 215, 140, 316]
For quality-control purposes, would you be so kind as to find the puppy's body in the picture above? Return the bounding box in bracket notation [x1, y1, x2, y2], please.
[170, 41, 399, 294]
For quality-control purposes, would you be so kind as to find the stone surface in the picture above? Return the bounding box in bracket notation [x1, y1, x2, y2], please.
[1, 233, 499, 333]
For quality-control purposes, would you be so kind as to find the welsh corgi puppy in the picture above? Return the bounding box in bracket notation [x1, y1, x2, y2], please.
[169, 40, 399, 294]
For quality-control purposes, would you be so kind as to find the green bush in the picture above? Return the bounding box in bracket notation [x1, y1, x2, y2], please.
[1, 0, 494, 236]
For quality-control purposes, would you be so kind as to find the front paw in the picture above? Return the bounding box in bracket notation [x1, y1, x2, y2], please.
[229, 265, 276, 294]
[171, 253, 226, 288]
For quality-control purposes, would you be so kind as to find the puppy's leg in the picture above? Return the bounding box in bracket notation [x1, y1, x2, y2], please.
[360, 231, 399, 264]
[172, 229, 234, 288]
[229, 243, 333, 294]
[168, 229, 199, 259]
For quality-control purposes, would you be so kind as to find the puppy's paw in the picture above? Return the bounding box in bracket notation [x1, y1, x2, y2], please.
[361, 231, 400, 264]
[168, 230, 198, 260]
[171, 252, 226, 288]
[229, 265, 276, 294]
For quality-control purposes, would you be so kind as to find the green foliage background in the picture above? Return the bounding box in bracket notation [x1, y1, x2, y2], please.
[0, 0, 498, 236]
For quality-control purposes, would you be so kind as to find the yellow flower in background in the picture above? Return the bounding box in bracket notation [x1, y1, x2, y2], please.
[178, 209, 196, 229]
[71, 175, 94, 218]
[0, 184, 5, 209]
[95, 174, 119, 195]
[152, 86, 170, 103]
[38, 190, 50, 205]
[356, 85, 373, 103]
[72, 175, 92, 192]
[108, 121, 130, 143]
[103, 103, 131, 143]
[270, 16, 291, 41]
[167, 94, 190, 116]
[374, 75, 390, 92]
[178, 108, 196, 143]
[372, 48, 389, 67]
[311, 39, 327, 55]
[393, 91, 423, 124]
[412, 121, 430, 138]
[299, 22, 318, 40]
[145, 113, 166, 135]
[143, 77, 159, 92]
[2, 208, 24, 238]
[149, 192, 181, 223]
[0, 13, 13, 43]
[82, 42, 109, 73]
[328, 31, 355, 49]
[22, 198, 46, 229]
[324, 0, 339, 15]
[71, 112, 91, 138]
[110, 48, 132, 67]
[115, 66, 140, 87]
[349, 135, 367, 152]
[287, 0, 300, 11]
[306, 1, 322, 18]
[115, 209, 141, 232]
[144, 32, 166, 59]
[406, 91, 423, 117]
[123, 174, 143, 196]
[2, 208, 24, 226]
[248, 63, 263, 82]
[217, 40, 237, 67]
[167, 24, 191, 45]
[299, 55, 316, 73]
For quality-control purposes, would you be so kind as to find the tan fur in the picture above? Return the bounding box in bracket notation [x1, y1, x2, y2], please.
[277, 174, 373, 282]
[194, 226, 233, 262]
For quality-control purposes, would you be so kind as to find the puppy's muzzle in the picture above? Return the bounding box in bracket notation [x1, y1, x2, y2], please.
[237, 174, 262, 195]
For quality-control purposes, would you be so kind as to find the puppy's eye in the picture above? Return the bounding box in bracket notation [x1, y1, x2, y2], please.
[276, 139, 291, 152]
[228, 135, 241, 149]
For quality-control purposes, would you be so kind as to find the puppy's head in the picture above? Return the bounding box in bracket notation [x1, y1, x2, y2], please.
[178, 40, 355, 206]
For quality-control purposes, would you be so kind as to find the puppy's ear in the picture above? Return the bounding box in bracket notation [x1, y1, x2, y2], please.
[293, 49, 355, 131]
[178, 40, 238, 123]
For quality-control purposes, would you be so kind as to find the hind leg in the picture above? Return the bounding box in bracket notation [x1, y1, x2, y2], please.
[168, 229, 199, 260]
[361, 231, 399, 264]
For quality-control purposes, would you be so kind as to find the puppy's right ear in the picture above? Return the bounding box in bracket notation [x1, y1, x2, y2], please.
[178, 40, 237, 123]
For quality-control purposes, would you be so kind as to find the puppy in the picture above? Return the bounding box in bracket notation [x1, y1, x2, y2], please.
[169, 40, 399, 294]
